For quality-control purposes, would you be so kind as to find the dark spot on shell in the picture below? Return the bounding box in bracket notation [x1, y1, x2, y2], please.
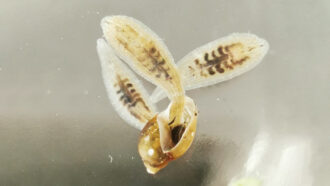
[168, 117, 176, 125]
[171, 125, 186, 144]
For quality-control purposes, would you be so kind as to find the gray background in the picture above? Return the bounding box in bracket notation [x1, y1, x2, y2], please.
[1, 0, 329, 185]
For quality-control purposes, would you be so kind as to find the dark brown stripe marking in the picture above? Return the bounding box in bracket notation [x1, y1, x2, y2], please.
[143, 47, 172, 80]
[114, 75, 150, 120]
[115, 24, 172, 81]
[189, 43, 250, 77]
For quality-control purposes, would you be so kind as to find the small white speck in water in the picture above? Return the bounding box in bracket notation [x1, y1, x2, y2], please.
[148, 149, 154, 156]
[55, 113, 59, 117]
[60, 37, 64, 40]
[46, 89, 52, 95]
[131, 156, 135, 160]
[97, 95, 101, 98]
[84, 90, 89, 95]
[216, 97, 220, 101]
[0, 67, 2, 71]
[96, 11, 100, 15]
[81, 15, 85, 18]
[57, 67, 61, 71]
[108, 154, 113, 163]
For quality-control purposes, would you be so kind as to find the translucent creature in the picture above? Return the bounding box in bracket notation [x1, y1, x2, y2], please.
[97, 15, 268, 174]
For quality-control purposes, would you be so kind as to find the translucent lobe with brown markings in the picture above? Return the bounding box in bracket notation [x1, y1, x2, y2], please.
[101, 15, 185, 128]
[97, 38, 156, 130]
[150, 33, 269, 103]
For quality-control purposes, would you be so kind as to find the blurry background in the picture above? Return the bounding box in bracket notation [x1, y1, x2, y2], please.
[1, 0, 329, 185]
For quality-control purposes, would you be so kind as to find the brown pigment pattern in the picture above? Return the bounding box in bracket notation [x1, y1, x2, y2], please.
[115, 24, 172, 81]
[144, 47, 171, 80]
[114, 74, 150, 120]
[189, 43, 250, 77]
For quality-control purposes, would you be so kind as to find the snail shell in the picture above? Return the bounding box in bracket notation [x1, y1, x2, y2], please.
[138, 96, 197, 174]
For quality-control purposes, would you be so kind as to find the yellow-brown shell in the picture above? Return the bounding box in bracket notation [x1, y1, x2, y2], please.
[138, 96, 197, 174]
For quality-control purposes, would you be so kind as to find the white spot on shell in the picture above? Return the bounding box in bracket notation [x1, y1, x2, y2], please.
[146, 168, 154, 174]
[191, 132, 195, 137]
[144, 136, 150, 141]
[148, 149, 154, 156]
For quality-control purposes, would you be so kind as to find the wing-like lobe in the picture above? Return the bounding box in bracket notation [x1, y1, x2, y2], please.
[97, 38, 156, 130]
[151, 33, 269, 102]
[101, 15, 185, 127]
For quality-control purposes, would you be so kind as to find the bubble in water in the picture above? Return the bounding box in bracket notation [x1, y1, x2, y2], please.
[108, 154, 113, 163]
